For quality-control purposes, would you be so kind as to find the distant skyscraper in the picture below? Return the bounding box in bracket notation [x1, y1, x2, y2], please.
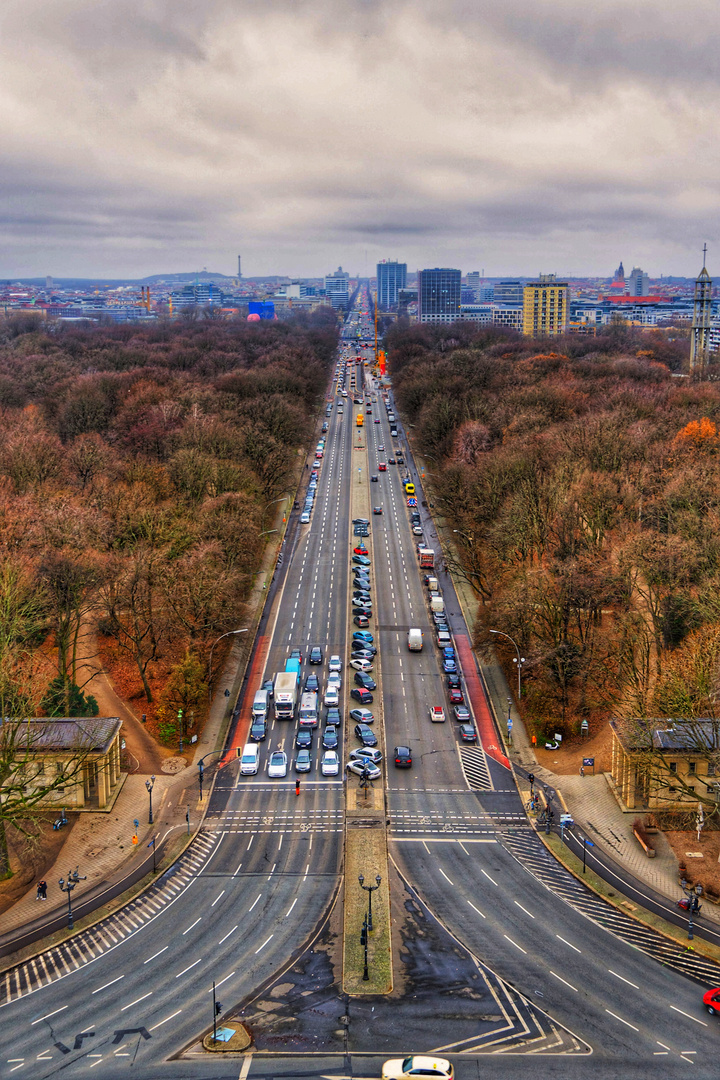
[376, 260, 407, 309]
[522, 274, 569, 337]
[324, 266, 350, 308]
[493, 280, 524, 304]
[690, 246, 712, 373]
[466, 271, 481, 299]
[627, 266, 650, 297]
[45, 275, 53, 290]
[418, 268, 461, 323]
[237, 255, 242, 278]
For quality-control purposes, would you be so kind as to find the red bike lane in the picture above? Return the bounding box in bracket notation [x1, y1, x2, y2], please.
[454, 634, 510, 770]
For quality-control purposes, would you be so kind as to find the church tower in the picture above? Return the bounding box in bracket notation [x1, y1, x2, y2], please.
[690, 245, 712, 373]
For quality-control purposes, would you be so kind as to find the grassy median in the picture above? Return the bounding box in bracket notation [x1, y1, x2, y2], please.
[343, 825, 393, 994]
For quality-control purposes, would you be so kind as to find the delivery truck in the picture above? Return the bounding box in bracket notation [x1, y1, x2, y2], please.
[407, 628, 424, 651]
[274, 671, 298, 720]
[419, 548, 435, 570]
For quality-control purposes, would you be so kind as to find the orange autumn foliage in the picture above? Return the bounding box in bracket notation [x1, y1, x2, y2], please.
[674, 417, 720, 451]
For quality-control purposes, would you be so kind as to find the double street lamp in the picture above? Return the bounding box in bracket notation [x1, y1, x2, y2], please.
[680, 879, 703, 940]
[58, 866, 86, 930]
[358, 873, 381, 931]
[145, 774, 155, 824]
[488, 629, 525, 699]
[208, 628, 249, 698]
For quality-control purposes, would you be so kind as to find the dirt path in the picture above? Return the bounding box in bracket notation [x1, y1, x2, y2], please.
[76, 615, 166, 774]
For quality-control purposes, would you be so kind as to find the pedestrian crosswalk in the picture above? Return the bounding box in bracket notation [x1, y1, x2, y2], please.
[0, 832, 220, 1009]
[205, 808, 344, 836]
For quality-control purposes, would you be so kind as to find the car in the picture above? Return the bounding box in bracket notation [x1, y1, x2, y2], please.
[378, 462, 387, 472]
[458, 724, 477, 743]
[263, 679, 274, 699]
[396, 456, 405, 464]
[442, 646, 455, 659]
[351, 687, 373, 705]
[294, 749, 312, 773]
[296, 728, 313, 749]
[354, 543, 369, 554]
[309, 646, 323, 664]
[353, 590, 372, 601]
[250, 717, 267, 741]
[268, 751, 288, 778]
[703, 987, 720, 1014]
[454, 704, 471, 722]
[443, 658, 457, 673]
[394, 746, 412, 768]
[305, 673, 319, 692]
[346, 759, 382, 780]
[449, 688, 464, 705]
[354, 723, 377, 746]
[351, 649, 376, 661]
[352, 518, 370, 526]
[324, 686, 339, 706]
[322, 727, 339, 750]
[388, 457, 396, 464]
[321, 750, 340, 776]
[349, 707, 374, 724]
[353, 576, 371, 589]
[353, 630, 374, 643]
[352, 555, 371, 566]
[381, 1057, 453, 1080]
[354, 615, 370, 627]
[354, 672, 377, 690]
[325, 706, 342, 726]
[378, 444, 385, 451]
[328, 671, 341, 688]
[430, 706, 446, 723]
[371, 474, 378, 482]
[349, 656, 373, 671]
[374, 417, 381, 423]
[412, 525, 423, 535]
[349, 746, 383, 764]
[300, 511, 311, 523]
[328, 654, 342, 672]
[289, 648, 303, 664]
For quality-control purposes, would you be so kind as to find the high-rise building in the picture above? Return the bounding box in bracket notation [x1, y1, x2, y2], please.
[324, 266, 350, 308]
[237, 255, 242, 279]
[417, 268, 461, 323]
[465, 271, 481, 300]
[377, 260, 407, 309]
[627, 266, 650, 297]
[522, 274, 569, 337]
[494, 280, 524, 304]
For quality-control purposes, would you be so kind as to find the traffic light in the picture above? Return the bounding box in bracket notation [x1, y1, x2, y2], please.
[528, 773, 535, 785]
[215, 1002, 222, 1016]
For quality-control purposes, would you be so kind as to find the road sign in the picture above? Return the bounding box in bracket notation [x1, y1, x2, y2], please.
[583, 757, 595, 767]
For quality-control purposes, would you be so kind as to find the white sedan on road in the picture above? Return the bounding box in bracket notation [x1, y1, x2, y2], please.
[382, 1058, 453, 1080]
[321, 750, 340, 776]
[329, 654, 343, 672]
[268, 751, 288, 778]
[324, 686, 339, 707]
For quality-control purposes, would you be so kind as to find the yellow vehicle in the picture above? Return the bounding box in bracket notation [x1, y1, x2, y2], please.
[404, 481, 415, 495]
[356, 414, 364, 428]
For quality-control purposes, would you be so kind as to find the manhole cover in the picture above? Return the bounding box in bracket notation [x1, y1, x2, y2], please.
[161, 757, 187, 774]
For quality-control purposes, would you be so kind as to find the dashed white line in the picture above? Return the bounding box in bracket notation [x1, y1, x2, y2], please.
[481, 869, 498, 886]
[608, 970, 639, 989]
[183, 918, 201, 934]
[218, 925, 238, 945]
[670, 1005, 707, 1026]
[503, 935, 527, 954]
[286, 899, 298, 917]
[466, 900, 486, 918]
[211, 891, 225, 907]
[30, 1006, 68, 1025]
[556, 935, 581, 953]
[149, 1011, 182, 1031]
[605, 1009, 638, 1031]
[514, 901, 535, 919]
[550, 971, 577, 992]
[121, 992, 152, 1011]
[175, 960, 202, 979]
[92, 975, 124, 994]
[248, 894, 262, 912]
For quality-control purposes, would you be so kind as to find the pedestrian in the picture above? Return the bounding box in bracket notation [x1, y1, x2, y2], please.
[37, 880, 47, 900]
[580, 765, 585, 778]
[295, 779, 300, 797]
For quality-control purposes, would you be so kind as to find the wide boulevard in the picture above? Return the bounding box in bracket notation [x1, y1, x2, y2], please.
[0, 289, 719, 1079]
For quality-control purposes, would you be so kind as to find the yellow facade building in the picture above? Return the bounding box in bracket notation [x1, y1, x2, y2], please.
[522, 275, 569, 337]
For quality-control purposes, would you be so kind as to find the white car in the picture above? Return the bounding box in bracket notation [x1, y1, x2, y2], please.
[329, 654, 343, 672]
[382, 1058, 453, 1080]
[412, 525, 423, 535]
[328, 672, 342, 689]
[324, 686, 339, 707]
[346, 759, 381, 780]
[321, 750, 340, 776]
[349, 746, 383, 764]
[349, 658, 373, 672]
[268, 751, 288, 778]
[300, 512, 311, 524]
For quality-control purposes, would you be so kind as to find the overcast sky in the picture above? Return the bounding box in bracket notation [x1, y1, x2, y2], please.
[1, 0, 717, 279]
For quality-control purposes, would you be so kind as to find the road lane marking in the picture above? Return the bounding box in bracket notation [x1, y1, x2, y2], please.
[605, 1009, 638, 1031]
[670, 1005, 707, 1026]
[219, 925, 238, 945]
[503, 935, 526, 954]
[31, 1006, 67, 1025]
[481, 869, 498, 886]
[609, 970, 639, 989]
[175, 959, 202, 978]
[121, 992, 152, 1010]
[248, 894, 262, 912]
[255, 935, 274, 954]
[439, 868, 453, 885]
[514, 901, 535, 919]
[550, 971, 577, 992]
[149, 1011, 182, 1031]
[466, 900, 486, 918]
[556, 935, 581, 953]
[211, 971, 236, 990]
[92, 975, 124, 994]
[211, 891, 225, 907]
[183, 918, 201, 934]
[286, 899, 297, 917]
[239, 1054, 254, 1080]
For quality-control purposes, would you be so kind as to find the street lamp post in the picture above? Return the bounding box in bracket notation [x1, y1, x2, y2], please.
[58, 866, 86, 930]
[680, 878, 703, 940]
[208, 628, 249, 698]
[488, 629, 525, 699]
[358, 872, 381, 932]
[145, 774, 155, 824]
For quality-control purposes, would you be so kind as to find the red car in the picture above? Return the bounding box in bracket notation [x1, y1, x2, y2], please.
[353, 544, 369, 555]
[449, 688, 464, 705]
[703, 987, 720, 1014]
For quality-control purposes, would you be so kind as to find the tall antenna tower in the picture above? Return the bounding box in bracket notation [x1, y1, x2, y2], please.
[690, 244, 712, 374]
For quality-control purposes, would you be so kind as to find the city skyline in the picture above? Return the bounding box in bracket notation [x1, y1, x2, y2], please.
[1, 0, 715, 278]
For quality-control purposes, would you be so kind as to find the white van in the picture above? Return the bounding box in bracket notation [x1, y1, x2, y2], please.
[252, 688, 269, 720]
[298, 691, 319, 728]
[407, 628, 424, 652]
[240, 743, 260, 775]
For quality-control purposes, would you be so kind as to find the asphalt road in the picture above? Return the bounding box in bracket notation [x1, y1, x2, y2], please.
[2, 292, 720, 1080]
